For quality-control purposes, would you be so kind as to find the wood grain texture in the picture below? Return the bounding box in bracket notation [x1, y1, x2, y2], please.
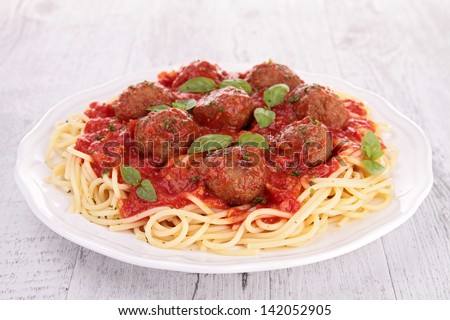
[1, 0, 449, 299]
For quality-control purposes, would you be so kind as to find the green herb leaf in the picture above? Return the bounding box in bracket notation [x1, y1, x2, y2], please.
[254, 108, 276, 128]
[263, 83, 289, 108]
[136, 179, 157, 202]
[219, 79, 252, 95]
[253, 197, 267, 205]
[102, 168, 110, 175]
[108, 123, 116, 131]
[291, 170, 300, 176]
[120, 165, 141, 186]
[188, 134, 233, 154]
[237, 132, 269, 149]
[171, 103, 185, 110]
[362, 159, 385, 175]
[146, 105, 170, 112]
[95, 134, 105, 141]
[172, 99, 196, 111]
[361, 130, 383, 160]
[178, 77, 216, 93]
[191, 176, 200, 183]
[288, 95, 299, 103]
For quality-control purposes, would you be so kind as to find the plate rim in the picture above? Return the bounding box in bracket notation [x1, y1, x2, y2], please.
[15, 67, 434, 273]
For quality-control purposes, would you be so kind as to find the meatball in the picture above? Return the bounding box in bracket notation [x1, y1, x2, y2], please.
[200, 146, 267, 206]
[275, 119, 332, 167]
[288, 84, 347, 129]
[172, 60, 226, 88]
[245, 61, 304, 91]
[192, 87, 253, 130]
[134, 108, 200, 165]
[113, 81, 175, 120]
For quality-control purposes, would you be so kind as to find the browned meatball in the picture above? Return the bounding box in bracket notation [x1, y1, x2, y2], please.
[200, 146, 267, 206]
[113, 81, 175, 120]
[245, 61, 304, 91]
[275, 119, 332, 167]
[134, 108, 200, 166]
[288, 84, 347, 129]
[192, 87, 253, 130]
[172, 60, 226, 88]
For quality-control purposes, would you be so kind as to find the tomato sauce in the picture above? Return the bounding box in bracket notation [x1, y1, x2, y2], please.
[75, 76, 373, 220]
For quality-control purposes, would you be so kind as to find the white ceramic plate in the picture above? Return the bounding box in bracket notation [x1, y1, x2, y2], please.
[15, 65, 433, 273]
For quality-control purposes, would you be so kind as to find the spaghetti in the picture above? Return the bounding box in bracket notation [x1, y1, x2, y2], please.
[45, 61, 394, 256]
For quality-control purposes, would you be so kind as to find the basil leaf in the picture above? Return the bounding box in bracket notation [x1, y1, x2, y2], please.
[178, 77, 216, 93]
[136, 179, 157, 202]
[238, 132, 269, 149]
[171, 103, 185, 110]
[172, 99, 196, 111]
[254, 108, 276, 129]
[263, 83, 289, 109]
[188, 134, 233, 154]
[120, 165, 141, 186]
[253, 197, 267, 204]
[288, 95, 299, 103]
[146, 105, 170, 112]
[362, 159, 385, 175]
[361, 130, 383, 160]
[219, 79, 252, 95]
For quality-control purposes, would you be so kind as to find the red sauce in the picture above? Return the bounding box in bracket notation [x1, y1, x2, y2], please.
[227, 207, 251, 224]
[84, 102, 115, 118]
[75, 73, 374, 220]
[261, 217, 281, 224]
[157, 70, 178, 88]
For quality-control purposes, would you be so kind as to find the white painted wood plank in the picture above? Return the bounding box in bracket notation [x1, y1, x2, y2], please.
[66, 241, 394, 299]
[325, 0, 450, 299]
[374, 0, 450, 299]
[0, 0, 139, 299]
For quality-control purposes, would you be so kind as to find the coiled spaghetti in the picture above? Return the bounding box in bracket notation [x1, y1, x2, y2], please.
[45, 101, 394, 256]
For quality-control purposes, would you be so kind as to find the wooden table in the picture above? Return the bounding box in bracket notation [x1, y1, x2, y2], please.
[2, 0, 449, 299]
